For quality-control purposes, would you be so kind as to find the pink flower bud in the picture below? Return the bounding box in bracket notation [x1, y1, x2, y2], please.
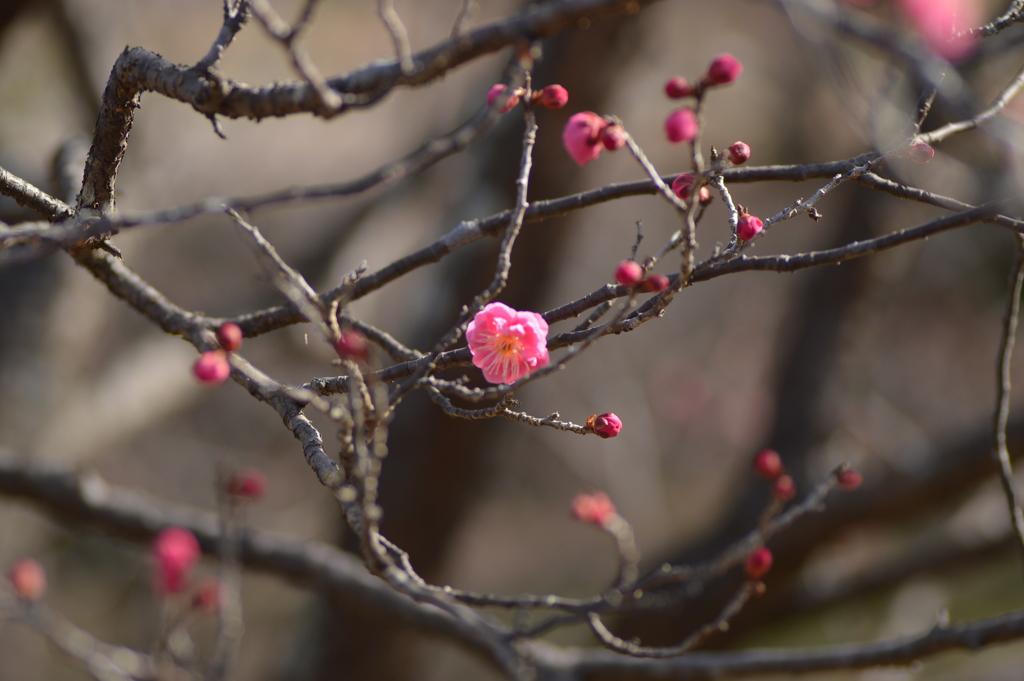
[907, 142, 935, 163]
[615, 260, 644, 286]
[191, 577, 222, 613]
[772, 474, 796, 501]
[587, 412, 622, 438]
[193, 350, 230, 385]
[602, 125, 627, 151]
[665, 108, 698, 143]
[704, 53, 743, 86]
[534, 84, 569, 109]
[640, 273, 670, 293]
[487, 84, 519, 113]
[745, 547, 773, 580]
[562, 112, 608, 166]
[334, 329, 369, 360]
[9, 558, 46, 602]
[671, 173, 711, 204]
[153, 527, 200, 595]
[571, 491, 616, 526]
[752, 449, 783, 481]
[727, 141, 751, 165]
[216, 323, 243, 352]
[664, 76, 693, 99]
[838, 469, 863, 490]
[737, 213, 763, 242]
[226, 469, 268, 500]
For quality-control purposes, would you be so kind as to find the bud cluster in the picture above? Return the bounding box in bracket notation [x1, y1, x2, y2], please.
[487, 83, 569, 114]
[193, 322, 244, 386]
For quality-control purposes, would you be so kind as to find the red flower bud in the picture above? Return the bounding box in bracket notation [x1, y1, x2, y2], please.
[9, 558, 46, 602]
[562, 112, 608, 166]
[727, 141, 751, 165]
[534, 84, 569, 109]
[153, 527, 200, 595]
[587, 413, 623, 438]
[773, 474, 796, 501]
[615, 260, 644, 286]
[571, 491, 616, 526]
[664, 76, 693, 99]
[487, 84, 519, 113]
[216, 323, 243, 352]
[191, 577, 222, 613]
[334, 329, 369, 360]
[737, 213, 763, 242]
[601, 125, 627, 151]
[752, 449, 783, 481]
[226, 469, 268, 500]
[640, 272, 670, 293]
[838, 469, 863, 490]
[193, 350, 230, 385]
[665, 108, 698, 143]
[671, 173, 711, 204]
[704, 53, 743, 86]
[907, 142, 935, 163]
[745, 547, 773, 580]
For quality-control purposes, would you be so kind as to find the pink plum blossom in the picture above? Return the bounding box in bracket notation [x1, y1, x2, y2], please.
[898, 0, 979, 60]
[466, 302, 550, 384]
[562, 112, 608, 165]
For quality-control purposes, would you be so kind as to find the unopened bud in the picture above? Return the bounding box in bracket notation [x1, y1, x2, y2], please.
[571, 491, 616, 526]
[727, 141, 751, 165]
[193, 350, 230, 385]
[587, 413, 622, 438]
[9, 559, 46, 602]
[745, 547, 773, 580]
[334, 330, 369, 360]
[215, 323, 243, 352]
[664, 76, 693, 99]
[640, 273, 670, 293]
[602, 125, 627, 151]
[752, 449, 783, 481]
[704, 53, 743, 86]
[737, 213, 763, 242]
[772, 474, 796, 501]
[837, 469, 863, 490]
[534, 84, 569, 109]
[226, 469, 268, 500]
[615, 260, 644, 286]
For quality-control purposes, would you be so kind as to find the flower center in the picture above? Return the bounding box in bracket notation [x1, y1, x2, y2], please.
[496, 333, 523, 357]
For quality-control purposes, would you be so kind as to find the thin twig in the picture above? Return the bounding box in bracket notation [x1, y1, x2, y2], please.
[379, 0, 415, 74]
[993, 233, 1024, 569]
[587, 581, 759, 658]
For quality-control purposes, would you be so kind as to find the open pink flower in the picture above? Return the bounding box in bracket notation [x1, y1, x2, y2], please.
[467, 302, 549, 384]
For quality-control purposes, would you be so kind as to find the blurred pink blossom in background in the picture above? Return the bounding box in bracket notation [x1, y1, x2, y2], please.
[897, 0, 980, 59]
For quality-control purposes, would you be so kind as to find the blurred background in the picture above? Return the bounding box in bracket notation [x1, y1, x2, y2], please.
[3, 0, 1024, 679]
